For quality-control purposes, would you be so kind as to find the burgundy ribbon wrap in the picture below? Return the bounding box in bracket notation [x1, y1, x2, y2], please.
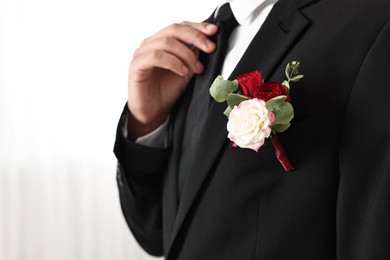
[270, 136, 295, 172]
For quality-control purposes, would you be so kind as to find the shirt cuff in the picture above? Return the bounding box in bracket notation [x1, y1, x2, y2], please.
[122, 115, 170, 148]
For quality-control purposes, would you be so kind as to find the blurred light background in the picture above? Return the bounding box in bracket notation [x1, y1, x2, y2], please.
[0, 0, 220, 259]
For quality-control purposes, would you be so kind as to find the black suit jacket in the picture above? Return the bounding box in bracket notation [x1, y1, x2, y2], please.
[114, 0, 390, 259]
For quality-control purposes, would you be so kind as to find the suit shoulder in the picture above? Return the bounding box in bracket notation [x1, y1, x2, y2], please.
[313, 0, 390, 30]
[340, 0, 390, 20]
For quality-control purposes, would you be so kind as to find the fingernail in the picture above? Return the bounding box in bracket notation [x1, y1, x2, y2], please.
[205, 39, 215, 50]
[206, 23, 217, 31]
[196, 61, 204, 72]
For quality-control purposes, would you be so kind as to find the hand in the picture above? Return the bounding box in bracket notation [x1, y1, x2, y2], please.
[127, 21, 218, 139]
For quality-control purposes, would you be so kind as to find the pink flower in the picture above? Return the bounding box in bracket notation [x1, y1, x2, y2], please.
[227, 99, 273, 152]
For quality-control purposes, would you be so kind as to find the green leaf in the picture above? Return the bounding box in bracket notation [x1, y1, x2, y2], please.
[290, 74, 304, 82]
[273, 102, 294, 125]
[285, 61, 301, 79]
[265, 96, 287, 111]
[272, 123, 291, 133]
[209, 77, 238, 103]
[223, 106, 232, 117]
[282, 80, 290, 89]
[227, 93, 249, 108]
[285, 63, 291, 80]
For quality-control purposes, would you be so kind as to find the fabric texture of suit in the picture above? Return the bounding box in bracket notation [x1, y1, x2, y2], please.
[114, 0, 390, 259]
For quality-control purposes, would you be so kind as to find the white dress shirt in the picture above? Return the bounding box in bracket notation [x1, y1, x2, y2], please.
[220, 0, 278, 78]
[132, 0, 278, 147]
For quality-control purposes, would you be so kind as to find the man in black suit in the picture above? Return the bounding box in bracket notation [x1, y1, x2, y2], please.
[114, 0, 390, 259]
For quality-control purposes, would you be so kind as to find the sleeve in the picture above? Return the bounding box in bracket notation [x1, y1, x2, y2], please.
[122, 112, 170, 148]
[135, 117, 170, 148]
[114, 105, 171, 256]
[337, 20, 390, 259]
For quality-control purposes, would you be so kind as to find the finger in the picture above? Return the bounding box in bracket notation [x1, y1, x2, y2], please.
[180, 21, 218, 36]
[143, 22, 218, 54]
[130, 49, 193, 79]
[133, 37, 204, 74]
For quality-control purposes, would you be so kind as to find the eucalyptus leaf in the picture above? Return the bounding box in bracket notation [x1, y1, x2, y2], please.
[209, 77, 238, 103]
[285, 61, 300, 79]
[292, 61, 300, 75]
[273, 102, 294, 125]
[285, 63, 291, 80]
[272, 123, 291, 133]
[223, 106, 232, 117]
[227, 93, 249, 108]
[282, 80, 290, 89]
[290, 74, 304, 82]
[265, 96, 287, 111]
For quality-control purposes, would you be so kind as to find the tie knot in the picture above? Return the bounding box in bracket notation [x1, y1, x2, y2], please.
[214, 3, 238, 37]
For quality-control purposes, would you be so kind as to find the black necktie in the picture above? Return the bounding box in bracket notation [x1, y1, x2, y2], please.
[178, 3, 239, 198]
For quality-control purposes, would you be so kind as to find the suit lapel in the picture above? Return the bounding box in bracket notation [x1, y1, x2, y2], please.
[230, 0, 320, 80]
[162, 88, 191, 252]
[163, 13, 216, 254]
[166, 0, 320, 256]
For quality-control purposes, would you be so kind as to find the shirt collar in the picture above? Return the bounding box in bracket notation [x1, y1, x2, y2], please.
[216, 0, 272, 25]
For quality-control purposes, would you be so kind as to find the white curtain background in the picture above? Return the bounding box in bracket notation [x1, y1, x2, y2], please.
[0, 0, 219, 259]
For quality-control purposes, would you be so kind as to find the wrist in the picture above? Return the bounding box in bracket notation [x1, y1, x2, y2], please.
[126, 109, 169, 141]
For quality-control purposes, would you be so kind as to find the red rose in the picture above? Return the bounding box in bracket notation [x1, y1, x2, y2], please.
[254, 82, 290, 102]
[237, 70, 290, 102]
[237, 70, 263, 98]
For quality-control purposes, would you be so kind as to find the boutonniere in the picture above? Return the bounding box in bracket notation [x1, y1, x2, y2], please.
[209, 61, 303, 172]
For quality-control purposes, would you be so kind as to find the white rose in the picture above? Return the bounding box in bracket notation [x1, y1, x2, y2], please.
[227, 98, 273, 152]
